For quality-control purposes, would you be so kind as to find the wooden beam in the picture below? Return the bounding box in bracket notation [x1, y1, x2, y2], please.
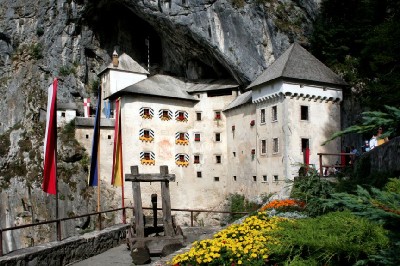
[160, 166, 175, 237]
[125, 165, 175, 182]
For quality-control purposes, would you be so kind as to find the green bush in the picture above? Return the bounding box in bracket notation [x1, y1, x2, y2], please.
[268, 211, 389, 265]
[59, 65, 76, 77]
[290, 169, 335, 216]
[384, 178, 400, 193]
[227, 193, 260, 222]
[29, 43, 43, 60]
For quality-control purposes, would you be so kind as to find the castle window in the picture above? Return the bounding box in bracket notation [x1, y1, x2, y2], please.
[196, 112, 202, 121]
[144, 152, 150, 160]
[107, 135, 111, 139]
[179, 154, 185, 162]
[273, 138, 279, 153]
[272, 106, 277, 121]
[215, 133, 221, 142]
[262, 175, 267, 182]
[260, 109, 266, 123]
[301, 138, 310, 152]
[61, 112, 65, 117]
[215, 155, 221, 164]
[214, 177, 219, 182]
[144, 108, 150, 116]
[194, 133, 201, 142]
[175, 110, 188, 122]
[253, 176, 257, 181]
[144, 130, 150, 138]
[194, 155, 200, 164]
[273, 175, 278, 182]
[197, 171, 202, 178]
[86, 134, 89, 139]
[233, 176, 237, 181]
[179, 133, 185, 140]
[261, 139, 267, 154]
[301, 105, 309, 121]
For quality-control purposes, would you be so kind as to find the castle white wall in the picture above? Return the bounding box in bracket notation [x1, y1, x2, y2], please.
[117, 91, 237, 224]
[74, 126, 115, 186]
[57, 110, 76, 127]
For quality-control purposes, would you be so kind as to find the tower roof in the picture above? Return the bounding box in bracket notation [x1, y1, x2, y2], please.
[97, 53, 149, 76]
[106, 74, 199, 102]
[247, 43, 347, 90]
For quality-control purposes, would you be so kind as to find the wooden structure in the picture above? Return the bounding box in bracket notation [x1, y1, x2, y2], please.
[125, 165, 183, 262]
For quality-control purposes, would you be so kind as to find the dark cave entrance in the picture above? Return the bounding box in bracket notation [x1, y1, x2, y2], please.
[85, 2, 163, 74]
[83, 1, 233, 80]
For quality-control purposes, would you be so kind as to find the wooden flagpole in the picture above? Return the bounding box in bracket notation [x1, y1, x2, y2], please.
[55, 92, 61, 241]
[119, 98, 126, 224]
[97, 135, 101, 213]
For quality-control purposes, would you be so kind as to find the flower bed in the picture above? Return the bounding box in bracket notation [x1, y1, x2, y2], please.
[260, 198, 305, 212]
[170, 213, 285, 265]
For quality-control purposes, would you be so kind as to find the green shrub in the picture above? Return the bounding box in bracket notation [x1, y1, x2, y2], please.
[268, 211, 389, 265]
[36, 27, 44, 37]
[59, 65, 76, 76]
[29, 43, 43, 60]
[227, 193, 260, 222]
[290, 168, 335, 216]
[384, 178, 400, 193]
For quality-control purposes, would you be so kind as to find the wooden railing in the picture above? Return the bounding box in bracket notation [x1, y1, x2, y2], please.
[0, 206, 248, 256]
[317, 152, 354, 177]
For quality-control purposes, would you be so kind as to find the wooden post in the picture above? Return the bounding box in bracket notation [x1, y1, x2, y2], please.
[131, 166, 145, 238]
[160, 166, 174, 236]
[319, 154, 323, 177]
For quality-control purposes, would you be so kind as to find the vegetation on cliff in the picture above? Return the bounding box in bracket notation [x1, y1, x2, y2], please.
[311, 0, 400, 111]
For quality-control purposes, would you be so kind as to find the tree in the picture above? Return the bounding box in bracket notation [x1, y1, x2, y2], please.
[323, 105, 400, 144]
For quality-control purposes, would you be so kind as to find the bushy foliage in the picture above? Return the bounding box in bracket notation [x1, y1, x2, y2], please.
[311, 0, 400, 110]
[323, 105, 400, 144]
[321, 182, 400, 265]
[290, 169, 335, 216]
[227, 193, 261, 222]
[267, 211, 389, 265]
[322, 185, 400, 230]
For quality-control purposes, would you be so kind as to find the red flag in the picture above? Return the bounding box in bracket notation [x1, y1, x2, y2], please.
[42, 79, 58, 194]
[111, 98, 123, 186]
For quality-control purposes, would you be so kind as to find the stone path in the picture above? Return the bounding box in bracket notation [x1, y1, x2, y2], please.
[68, 244, 133, 266]
[68, 226, 221, 266]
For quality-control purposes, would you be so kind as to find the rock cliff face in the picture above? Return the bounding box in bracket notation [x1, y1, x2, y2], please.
[0, 0, 318, 252]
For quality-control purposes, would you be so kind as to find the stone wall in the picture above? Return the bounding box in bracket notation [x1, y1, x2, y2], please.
[0, 224, 129, 266]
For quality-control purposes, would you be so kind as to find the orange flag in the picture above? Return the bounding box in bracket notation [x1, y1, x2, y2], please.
[111, 98, 123, 186]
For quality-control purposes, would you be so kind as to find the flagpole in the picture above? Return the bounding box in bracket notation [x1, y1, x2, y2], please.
[55, 91, 61, 241]
[97, 134, 101, 213]
[120, 100, 125, 224]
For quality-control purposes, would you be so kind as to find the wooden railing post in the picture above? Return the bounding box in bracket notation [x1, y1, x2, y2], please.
[319, 153, 323, 177]
[56, 220, 61, 241]
[190, 211, 194, 227]
[98, 213, 102, 230]
[0, 229, 3, 256]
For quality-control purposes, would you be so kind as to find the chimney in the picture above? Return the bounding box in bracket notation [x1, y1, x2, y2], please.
[112, 50, 119, 67]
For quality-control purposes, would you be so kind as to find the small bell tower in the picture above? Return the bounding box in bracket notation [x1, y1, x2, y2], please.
[112, 50, 119, 67]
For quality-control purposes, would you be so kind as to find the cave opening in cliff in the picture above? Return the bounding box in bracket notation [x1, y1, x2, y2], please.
[85, 2, 162, 74]
[84, 2, 233, 81]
